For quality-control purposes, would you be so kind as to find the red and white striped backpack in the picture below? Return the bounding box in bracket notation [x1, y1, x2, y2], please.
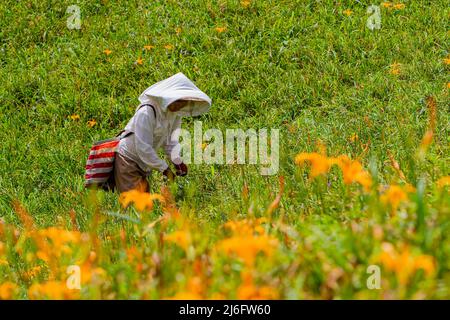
[83, 130, 132, 190]
[84, 104, 156, 190]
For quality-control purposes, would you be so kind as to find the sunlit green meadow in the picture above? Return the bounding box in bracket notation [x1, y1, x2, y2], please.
[0, 0, 449, 299]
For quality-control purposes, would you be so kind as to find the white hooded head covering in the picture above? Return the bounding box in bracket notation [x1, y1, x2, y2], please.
[137, 72, 211, 117]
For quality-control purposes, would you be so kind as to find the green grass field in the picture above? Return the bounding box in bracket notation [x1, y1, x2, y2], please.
[0, 0, 449, 299]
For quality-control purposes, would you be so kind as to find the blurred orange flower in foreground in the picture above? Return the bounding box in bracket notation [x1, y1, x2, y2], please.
[333, 155, 372, 192]
[103, 49, 112, 55]
[380, 184, 415, 213]
[0, 282, 17, 300]
[165, 230, 191, 251]
[295, 152, 332, 178]
[223, 218, 267, 236]
[437, 176, 450, 188]
[377, 242, 435, 285]
[28, 281, 79, 300]
[238, 271, 278, 300]
[217, 234, 278, 266]
[119, 190, 164, 212]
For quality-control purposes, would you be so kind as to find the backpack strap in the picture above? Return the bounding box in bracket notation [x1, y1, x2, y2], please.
[138, 104, 156, 119]
[115, 104, 157, 138]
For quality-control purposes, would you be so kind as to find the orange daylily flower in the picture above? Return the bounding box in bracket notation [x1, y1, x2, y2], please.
[217, 234, 278, 266]
[295, 152, 332, 178]
[164, 230, 192, 251]
[87, 119, 97, 127]
[0, 282, 17, 300]
[377, 242, 435, 285]
[237, 271, 278, 300]
[223, 218, 268, 236]
[119, 189, 164, 212]
[393, 3, 405, 10]
[69, 114, 80, 121]
[436, 176, 450, 188]
[215, 26, 227, 33]
[28, 281, 79, 300]
[389, 62, 401, 75]
[380, 184, 415, 213]
[333, 155, 372, 191]
[343, 9, 352, 16]
[240, 0, 251, 8]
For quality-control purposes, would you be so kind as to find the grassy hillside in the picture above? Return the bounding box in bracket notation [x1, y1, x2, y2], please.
[0, 0, 449, 299]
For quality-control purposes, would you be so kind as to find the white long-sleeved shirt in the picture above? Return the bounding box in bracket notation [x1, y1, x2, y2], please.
[117, 72, 212, 174]
[118, 105, 181, 173]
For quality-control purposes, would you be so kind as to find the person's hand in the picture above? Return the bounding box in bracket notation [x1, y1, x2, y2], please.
[174, 162, 188, 176]
[163, 167, 175, 182]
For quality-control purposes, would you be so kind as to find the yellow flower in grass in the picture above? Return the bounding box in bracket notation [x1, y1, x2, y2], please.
[378, 242, 435, 285]
[119, 189, 164, 212]
[295, 152, 332, 178]
[103, 49, 112, 55]
[164, 230, 191, 251]
[446, 82, 450, 89]
[87, 119, 97, 127]
[215, 26, 227, 33]
[393, 3, 405, 10]
[164, 44, 174, 50]
[69, 114, 80, 121]
[136, 57, 143, 65]
[381, 2, 392, 8]
[28, 281, 79, 300]
[380, 184, 414, 213]
[389, 62, 401, 75]
[240, 0, 251, 8]
[437, 176, 450, 188]
[0, 282, 17, 300]
[349, 133, 359, 142]
[217, 234, 278, 266]
[343, 9, 353, 16]
[443, 57, 450, 65]
[144, 45, 155, 50]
